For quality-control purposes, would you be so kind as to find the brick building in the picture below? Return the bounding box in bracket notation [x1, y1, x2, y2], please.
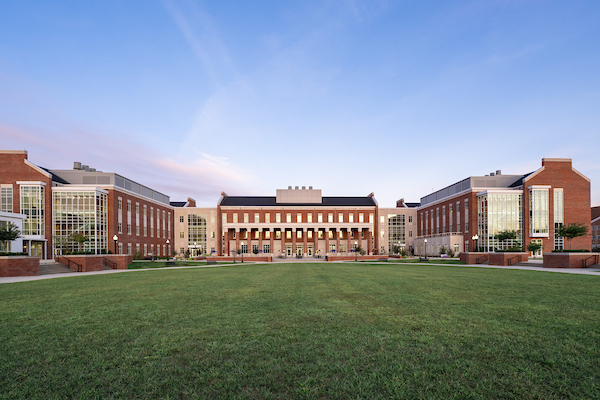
[0, 151, 174, 259]
[414, 158, 591, 256]
[215, 187, 379, 257]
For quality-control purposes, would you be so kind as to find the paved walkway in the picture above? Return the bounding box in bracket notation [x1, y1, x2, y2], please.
[1, 260, 599, 285]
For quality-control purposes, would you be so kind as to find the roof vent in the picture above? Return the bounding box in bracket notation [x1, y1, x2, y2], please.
[302, 186, 306, 190]
[89, 168, 96, 172]
[288, 186, 292, 189]
[496, 170, 501, 175]
[309, 186, 313, 190]
[74, 162, 82, 170]
[490, 172, 495, 176]
[295, 186, 299, 190]
[82, 165, 89, 172]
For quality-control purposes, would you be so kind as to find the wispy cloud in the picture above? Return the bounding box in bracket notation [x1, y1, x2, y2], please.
[0, 122, 256, 205]
[161, 0, 236, 87]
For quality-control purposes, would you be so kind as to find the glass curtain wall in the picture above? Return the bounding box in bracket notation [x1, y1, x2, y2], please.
[530, 188, 549, 236]
[1, 187, 13, 212]
[20, 185, 45, 236]
[477, 193, 523, 251]
[388, 214, 406, 254]
[52, 190, 108, 254]
[554, 189, 564, 250]
[188, 214, 207, 256]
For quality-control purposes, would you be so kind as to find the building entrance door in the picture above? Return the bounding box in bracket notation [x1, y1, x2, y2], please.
[296, 245, 303, 257]
[307, 245, 314, 256]
[285, 245, 292, 257]
[531, 239, 543, 257]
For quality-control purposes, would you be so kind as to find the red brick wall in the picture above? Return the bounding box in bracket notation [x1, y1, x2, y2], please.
[488, 252, 528, 266]
[543, 252, 599, 268]
[0, 256, 40, 277]
[0, 152, 53, 258]
[524, 159, 591, 251]
[459, 252, 488, 264]
[107, 188, 175, 257]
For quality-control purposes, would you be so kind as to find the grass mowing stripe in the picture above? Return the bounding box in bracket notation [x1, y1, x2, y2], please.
[0, 263, 598, 399]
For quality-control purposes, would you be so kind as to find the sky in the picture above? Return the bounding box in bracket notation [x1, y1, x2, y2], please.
[1, 0, 599, 207]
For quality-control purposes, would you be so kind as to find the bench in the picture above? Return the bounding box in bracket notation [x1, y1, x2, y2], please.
[379, 258, 387, 262]
[419, 257, 429, 262]
[207, 260, 217, 265]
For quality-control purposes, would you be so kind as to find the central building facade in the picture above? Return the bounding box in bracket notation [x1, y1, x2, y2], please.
[216, 187, 379, 257]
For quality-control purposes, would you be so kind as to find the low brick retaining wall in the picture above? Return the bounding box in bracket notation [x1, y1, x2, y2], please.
[459, 252, 488, 264]
[0, 256, 40, 277]
[206, 256, 272, 263]
[57, 254, 134, 272]
[488, 252, 529, 266]
[543, 252, 600, 268]
[326, 255, 389, 262]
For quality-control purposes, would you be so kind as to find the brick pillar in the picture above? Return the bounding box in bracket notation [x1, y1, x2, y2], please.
[292, 228, 296, 257]
[314, 229, 318, 255]
[367, 229, 372, 255]
[235, 228, 240, 255]
[281, 229, 285, 257]
[258, 228, 263, 255]
[325, 228, 330, 256]
[303, 228, 307, 256]
[347, 228, 352, 254]
[223, 229, 229, 256]
[336, 229, 341, 254]
[270, 229, 274, 255]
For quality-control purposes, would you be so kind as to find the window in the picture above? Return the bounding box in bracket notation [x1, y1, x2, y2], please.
[529, 188, 549, 236]
[255, 213, 259, 223]
[349, 214, 354, 223]
[244, 213, 249, 223]
[118, 199, 122, 210]
[127, 224, 131, 234]
[233, 213, 238, 223]
[252, 244, 259, 254]
[328, 231, 333, 238]
[276, 213, 281, 223]
[318, 213, 323, 223]
[180, 232, 184, 238]
[265, 231, 270, 239]
[263, 244, 270, 253]
[380, 216, 384, 223]
[369, 214, 374, 223]
[136, 226, 140, 235]
[20, 185, 45, 236]
[241, 244, 248, 254]
[118, 222, 122, 234]
[554, 189, 564, 250]
[464, 200, 469, 232]
[297, 230, 302, 239]
[255, 231, 259, 239]
[211, 231, 215, 238]
[286, 231, 291, 239]
[409, 231, 413, 237]
[307, 214, 312, 223]
[1, 186, 13, 212]
[127, 202, 131, 212]
[265, 213, 270, 223]
[318, 230, 323, 239]
[222, 213, 227, 223]
[408, 216, 413, 223]
[308, 231, 313, 239]
[286, 213, 291, 223]
[180, 216, 184, 223]
[359, 213, 364, 223]
[338, 213, 343, 223]
[297, 213, 302, 223]
[276, 230, 281, 239]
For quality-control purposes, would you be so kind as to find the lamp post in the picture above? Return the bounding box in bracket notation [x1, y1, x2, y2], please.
[354, 241, 358, 262]
[472, 234, 479, 252]
[166, 239, 170, 259]
[113, 234, 118, 254]
[424, 238, 428, 260]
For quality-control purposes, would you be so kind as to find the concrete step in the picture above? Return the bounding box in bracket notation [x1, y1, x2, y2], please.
[39, 262, 74, 275]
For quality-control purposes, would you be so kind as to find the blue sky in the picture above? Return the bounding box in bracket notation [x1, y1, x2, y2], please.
[1, 0, 599, 206]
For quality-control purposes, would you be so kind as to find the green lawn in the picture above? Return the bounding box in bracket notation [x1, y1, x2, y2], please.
[1, 263, 599, 399]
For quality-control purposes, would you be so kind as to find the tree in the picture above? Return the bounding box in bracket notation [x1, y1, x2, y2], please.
[526, 242, 542, 257]
[69, 232, 89, 252]
[495, 230, 517, 250]
[557, 223, 588, 250]
[0, 222, 21, 252]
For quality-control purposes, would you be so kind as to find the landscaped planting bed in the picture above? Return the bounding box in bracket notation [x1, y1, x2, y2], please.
[1, 263, 598, 399]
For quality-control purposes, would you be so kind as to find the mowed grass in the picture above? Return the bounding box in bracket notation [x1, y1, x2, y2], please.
[0, 264, 599, 399]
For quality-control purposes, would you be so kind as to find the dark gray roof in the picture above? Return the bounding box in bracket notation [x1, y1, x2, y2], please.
[220, 196, 377, 207]
[170, 201, 187, 207]
[39, 166, 70, 185]
[508, 172, 534, 188]
[405, 202, 420, 208]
